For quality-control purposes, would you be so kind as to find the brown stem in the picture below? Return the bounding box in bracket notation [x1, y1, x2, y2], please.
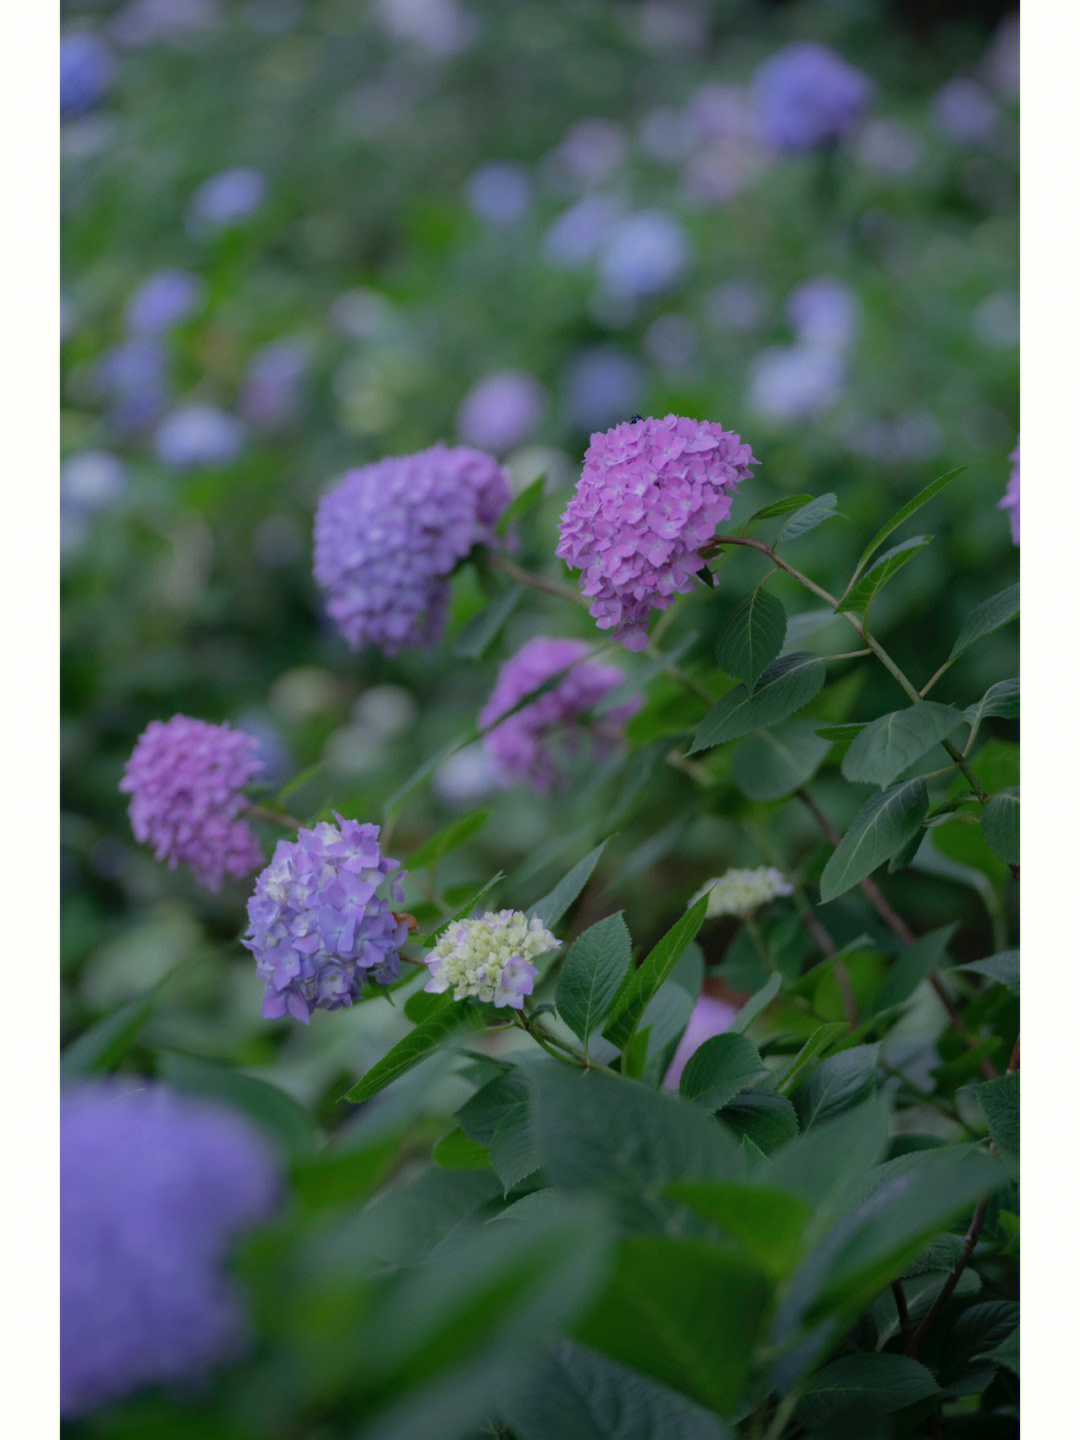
[246, 802, 301, 829]
[1007, 1035, 1019, 1074]
[796, 788, 997, 1081]
[488, 551, 589, 607]
[910, 1198, 989, 1353]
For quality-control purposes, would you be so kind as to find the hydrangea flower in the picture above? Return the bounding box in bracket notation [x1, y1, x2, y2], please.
[120, 716, 264, 891]
[60, 33, 117, 119]
[999, 442, 1019, 545]
[424, 910, 559, 1008]
[556, 414, 756, 651]
[598, 211, 690, 301]
[479, 636, 639, 793]
[127, 269, 205, 335]
[242, 816, 408, 1023]
[457, 371, 546, 454]
[187, 167, 267, 236]
[154, 404, 246, 470]
[313, 445, 510, 655]
[61, 1081, 279, 1417]
[753, 43, 874, 153]
[664, 992, 737, 1089]
[690, 866, 794, 919]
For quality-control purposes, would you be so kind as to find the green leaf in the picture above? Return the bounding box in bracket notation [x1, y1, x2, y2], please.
[575, 1237, 773, 1414]
[496, 473, 547, 534]
[452, 586, 524, 659]
[841, 702, 965, 789]
[874, 925, 957, 1012]
[730, 718, 831, 800]
[488, 1103, 543, 1192]
[666, 1180, 810, 1277]
[776, 1022, 849, 1093]
[415, 871, 505, 947]
[456, 1069, 530, 1144]
[840, 536, 932, 617]
[973, 1326, 1019, 1375]
[964, 677, 1020, 727]
[969, 1073, 1018, 1153]
[602, 894, 710, 1051]
[730, 972, 783, 1034]
[432, 1127, 491, 1169]
[819, 778, 930, 902]
[848, 468, 964, 589]
[504, 1340, 732, 1440]
[790, 1044, 879, 1128]
[679, 1033, 768, 1109]
[406, 809, 491, 870]
[689, 653, 826, 753]
[156, 1052, 316, 1161]
[741, 493, 814, 529]
[762, 1096, 889, 1208]
[343, 997, 469, 1104]
[593, 632, 699, 718]
[61, 981, 167, 1078]
[777, 492, 839, 543]
[528, 842, 608, 930]
[981, 788, 1019, 864]
[556, 912, 633, 1043]
[796, 1353, 941, 1428]
[948, 583, 1019, 662]
[715, 585, 787, 690]
[289, 1136, 403, 1208]
[954, 950, 1019, 992]
[718, 1090, 799, 1153]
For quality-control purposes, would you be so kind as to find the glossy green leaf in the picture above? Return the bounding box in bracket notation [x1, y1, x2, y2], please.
[528, 841, 608, 931]
[964, 677, 1020, 727]
[715, 585, 787, 690]
[776, 492, 838, 543]
[556, 912, 633, 1042]
[776, 1022, 849, 1093]
[730, 717, 831, 800]
[730, 972, 783, 1034]
[841, 702, 965, 789]
[343, 997, 469, 1104]
[432, 1127, 491, 1169]
[689, 653, 826, 753]
[488, 1103, 543, 1191]
[948, 583, 1019, 662]
[819, 778, 930, 902]
[741, 493, 814, 529]
[457, 1068, 530, 1144]
[981, 788, 1019, 864]
[848, 468, 964, 588]
[874, 924, 957, 1012]
[679, 1033, 768, 1109]
[667, 1180, 810, 1276]
[496, 473, 547, 534]
[954, 950, 1019, 992]
[602, 894, 709, 1050]
[790, 1044, 879, 1128]
[718, 1089, 800, 1153]
[970, 1073, 1018, 1153]
[796, 1353, 941, 1428]
[840, 535, 932, 617]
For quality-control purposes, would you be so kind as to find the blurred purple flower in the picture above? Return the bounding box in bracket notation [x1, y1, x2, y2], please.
[313, 445, 509, 655]
[243, 816, 407, 1022]
[155, 404, 246, 470]
[561, 345, 645, 432]
[663, 993, 737, 1089]
[543, 194, 625, 270]
[187, 167, 267, 235]
[94, 338, 169, 436]
[479, 636, 639, 793]
[240, 339, 310, 432]
[999, 442, 1019, 544]
[127, 269, 205, 335]
[457, 371, 546, 454]
[707, 280, 768, 333]
[466, 162, 531, 226]
[120, 715, 265, 890]
[555, 118, 627, 186]
[598, 211, 690, 301]
[753, 42, 874, 152]
[61, 450, 127, 515]
[61, 1081, 279, 1418]
[933, 78, 999, 145]
[787, 277, 859, 352]
[854, 119, 926, 174]
[60, 33, 117, 118]
[557, 414, 755, 651]
[376, 0, 478, 54]
[113, 0, 220, 49]
[747, 344, 846, 424]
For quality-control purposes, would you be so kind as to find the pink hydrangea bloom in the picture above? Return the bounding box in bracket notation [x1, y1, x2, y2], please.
[556, 414, 756, 650]
[999, 441, 1019, 545]
[120, 716, 264, 891]
[479, 636, 639, 793]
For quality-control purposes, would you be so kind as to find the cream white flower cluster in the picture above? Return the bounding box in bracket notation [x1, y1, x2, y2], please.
[691, 866, 794, 919]
[423, 910, 559, 1009]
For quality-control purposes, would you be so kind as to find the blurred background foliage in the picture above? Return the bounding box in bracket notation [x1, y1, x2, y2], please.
[61, 0, 1017, 1122]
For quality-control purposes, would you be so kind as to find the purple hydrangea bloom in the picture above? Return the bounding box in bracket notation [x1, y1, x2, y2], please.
[94, 338, 169, 437]
[60, 33, 117, 119]
[1000, 441, 1019, 544]
[456, 371, 546, 454]
[61, 1081, 280, 1417]
[466, 162, 532, 226]
[598, 211, 690, 301]
[240, 339, 310, 432]
[187, 167, 267, 235]
[242, 816, 408, 1023]
[119, 716, 264, 891]
[753, 43, 874, 153]
[127, 269, 205, 336]
[556, 414, 756, 651]
[313, 445, 510, 655]
[154, 403, 246, 470]
[663, 993, 737, 1089]
[479, 636, 639, 793]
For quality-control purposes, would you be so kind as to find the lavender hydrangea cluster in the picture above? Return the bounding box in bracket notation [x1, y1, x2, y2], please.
[1000, 441, 1019, 545]
[752, 43, 874, 153]
[556, 414, 756, 651]
[61, 1082, 279, 1417]
[242, 816, 408, 1023]
[119, 716, 264, 891]
[313, 445, 510, 655]
[479, 636, 639, 793]
[424, 911, 559, 1009]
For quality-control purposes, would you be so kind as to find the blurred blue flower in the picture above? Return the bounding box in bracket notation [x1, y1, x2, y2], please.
[543, 194, 625, 269]
[561, 345, 645, 432]
[466, 162, 532, 226]
[240, 339, 310, 432]
[787, 277, 860, 352]
[456, 370, 546, 454]
[187, 167, 267, 236]
[933, 78, 999, 146]
[155, 404, 246, 470]
[598, 211, 690, 301]
[127, 269, 205, 335]
[707, 280, 768, 333]
[60, 33, 117, 119]
[376, 0, 478, 55]
[753, 42, 874, 152]
[747, 344, 846, 424]
[62, 450, 128, 516]
[94, 338, 169, 436]
[554, 118, 627, 187]
[113, 0, 221, 49]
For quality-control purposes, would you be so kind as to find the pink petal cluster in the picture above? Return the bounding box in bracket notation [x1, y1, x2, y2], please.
[556, 414, 756, 650]
[120, 716, 264, 891]
[479, 636, 639, 794]
[663, 992, 738, 1090]
[999, 441, 1019, 545]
